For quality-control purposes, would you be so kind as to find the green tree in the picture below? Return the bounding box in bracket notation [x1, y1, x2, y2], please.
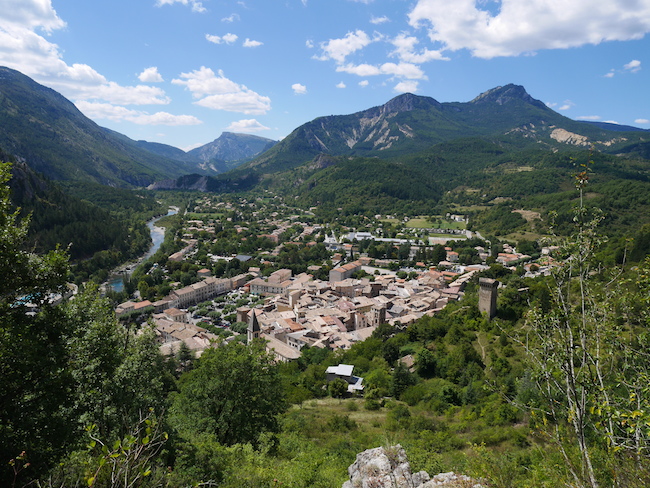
[328, 378, 348, 398]
[63, 286, 169, 439]
[416, 347, 437, 378]
[169, 341, 287, 446]
[0, 162, 71, 480]
[390, 361, 415, 399]
[518, 162, 647, 488]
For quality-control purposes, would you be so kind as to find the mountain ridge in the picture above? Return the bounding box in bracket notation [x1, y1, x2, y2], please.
[240, 84, 645, 175]
[0, 66, 197, 187]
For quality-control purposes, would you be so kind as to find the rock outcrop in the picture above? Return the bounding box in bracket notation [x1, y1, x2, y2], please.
[342, 445, 483, 488]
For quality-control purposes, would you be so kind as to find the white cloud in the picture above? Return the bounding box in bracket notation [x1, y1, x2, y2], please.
[336, 81, 346, 89]
[225, 119, 270, 133]
[195, 92, 270, 114]
[305, 39, 314, 48]
[172, 66, 242, 97]
[156, 0, 206, 13]
[576, 115, 601, 120]
[222, 13, 240, 22]
[0, 1, 172, 107]
[336, 63, 381, 76]
[390, 33, 449, 63]
[292, 83, 307, 95]
[635, 118, 650, 124]
[336, 61, 426, 79]
[206, 33, 238, 44]
[75, 101, 202, 126]
[408, 0, 650, 58]
[380, 62, 426, 79]
[86, 82, 170, 105]
[182, 141, 204, 151]
[316, 30, 373, 63]
[359, 80, 369, 87]
[547, 100, 574, 111]
[370, 15, 390, 25]
[2, 0, 66, 33]
[558, 100, 576, 110]
[172, 66, 271, 114]
[315, 29, 441, 88]
[138, 67, 164, 83]
[624, 59, 641, 73]
[243, 38, 263, 48]
[394, 80, 419, 93]
[604, 60, 642, 78]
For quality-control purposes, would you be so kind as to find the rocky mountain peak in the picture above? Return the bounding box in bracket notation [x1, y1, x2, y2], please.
[471, 83, 547, 110]
[186, 132, 277, 163]
[380, 92, 442, 114]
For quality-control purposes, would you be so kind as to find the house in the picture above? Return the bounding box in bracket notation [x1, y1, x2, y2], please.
[325, 363, 364, 392]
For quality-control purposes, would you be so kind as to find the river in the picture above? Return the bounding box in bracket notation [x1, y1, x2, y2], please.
[105, 207, 178, 292]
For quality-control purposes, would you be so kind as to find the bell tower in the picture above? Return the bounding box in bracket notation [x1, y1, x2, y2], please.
[247, 310, 260, 343]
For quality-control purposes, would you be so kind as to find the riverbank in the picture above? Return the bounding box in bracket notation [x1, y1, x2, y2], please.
[105, 206, 178, 292]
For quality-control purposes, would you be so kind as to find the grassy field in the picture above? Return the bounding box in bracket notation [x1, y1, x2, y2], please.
[380, 218, 401, 225]
[382, 216, 466, 230]
[405, 218, 436, 229]
[503, 230, 547, 242]
[278, 394, 537, 487]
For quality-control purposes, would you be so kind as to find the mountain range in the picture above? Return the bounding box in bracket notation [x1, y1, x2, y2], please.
[1, 65, 649, 196]
[135, 132, 276, 174]
[242, 84, 647, 175]
[0, 66, 276, 187]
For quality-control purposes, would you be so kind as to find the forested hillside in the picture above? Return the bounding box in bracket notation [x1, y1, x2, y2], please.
[2, 66, 650, 488]
[3, 149, 165, 283]
[2, 156, 650, 488]
[241, 85, 648, 176]
[0, 67, 194, 187]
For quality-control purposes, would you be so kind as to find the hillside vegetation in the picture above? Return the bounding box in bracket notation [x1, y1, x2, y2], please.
[2, 69, 650, 488]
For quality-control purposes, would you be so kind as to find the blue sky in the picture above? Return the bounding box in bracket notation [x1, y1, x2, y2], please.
[1, 0, 649, 150]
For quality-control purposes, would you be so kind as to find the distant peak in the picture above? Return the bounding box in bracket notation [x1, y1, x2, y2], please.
[380, 92, 442, 114]
[471, 84, 547, 109]
[217, 132, 274, 142]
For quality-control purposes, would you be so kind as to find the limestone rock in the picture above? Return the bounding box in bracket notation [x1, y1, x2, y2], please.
[342, 445, 483, 488]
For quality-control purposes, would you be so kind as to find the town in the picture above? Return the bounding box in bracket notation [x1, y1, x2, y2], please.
[114, 192, 553, 363]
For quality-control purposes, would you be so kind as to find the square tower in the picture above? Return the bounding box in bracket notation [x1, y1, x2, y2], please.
[478, 278, 498, 319]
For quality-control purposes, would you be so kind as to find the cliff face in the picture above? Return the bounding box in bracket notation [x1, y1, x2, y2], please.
[342, 445, 483, 488]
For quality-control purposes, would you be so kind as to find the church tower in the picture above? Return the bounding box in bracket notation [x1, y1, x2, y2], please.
[247, 310, 260, 343]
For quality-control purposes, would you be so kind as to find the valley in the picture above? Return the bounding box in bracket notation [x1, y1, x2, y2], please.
[104, 206, 179, 293]
[1, 66, 650, 488]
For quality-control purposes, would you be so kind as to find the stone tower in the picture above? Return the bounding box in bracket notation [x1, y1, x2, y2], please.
[370, 304, 386, 327]
[247, 310, 260, 343]
[478, 278, 498, 319]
